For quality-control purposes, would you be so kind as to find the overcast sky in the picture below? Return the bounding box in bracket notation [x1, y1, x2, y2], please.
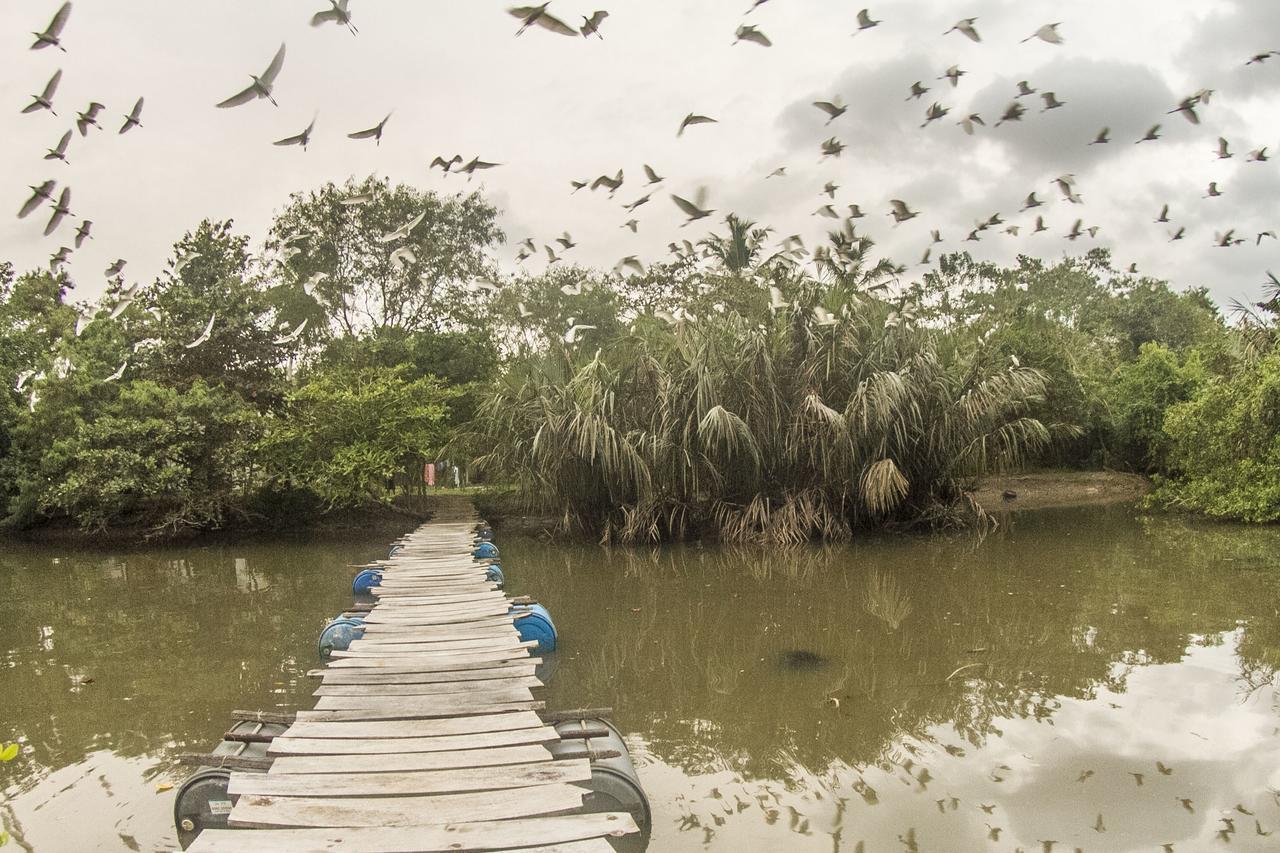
[2, 0, 1278, 311]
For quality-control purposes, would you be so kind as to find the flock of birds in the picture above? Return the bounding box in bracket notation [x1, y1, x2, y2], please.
[9, 1, 1280, 401]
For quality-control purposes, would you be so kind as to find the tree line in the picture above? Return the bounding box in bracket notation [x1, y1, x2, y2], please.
[1, 176, 1275, 540]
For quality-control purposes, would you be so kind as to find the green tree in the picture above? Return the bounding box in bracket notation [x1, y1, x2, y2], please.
[1105, 343, 1205, 472]
[258, 366, 456, 509]
[268, 176, 503, 335]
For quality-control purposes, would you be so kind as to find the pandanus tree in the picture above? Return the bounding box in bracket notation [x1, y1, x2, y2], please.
[469, 227, 1053, 543]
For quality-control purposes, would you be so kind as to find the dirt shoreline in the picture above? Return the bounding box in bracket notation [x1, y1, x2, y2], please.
[969, 470, 1150, 512]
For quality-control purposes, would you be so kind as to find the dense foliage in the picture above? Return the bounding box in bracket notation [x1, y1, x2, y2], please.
[0, 178, 1273, 537]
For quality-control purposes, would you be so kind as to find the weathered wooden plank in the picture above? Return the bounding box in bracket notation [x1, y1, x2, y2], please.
[229, 758, 591, 797]
[314, 676, 542, 697]
[326, 648, 534, 667]
[335, 639, 536, 657]
[219, 789, 600, 833]
[345, 636, 529, 654]
[268, 726, 559, 755]
[176, 753, 274, 771]
[314, 687, 534, 710]
[294, 700, 544, 722]
[269, 744, 554, 774]
[282, 711, 543, 739]
[356, 616, 518, 632]
[355, 624, 518, 640]
[313, 663, 537, 685]
[203, 812, 640, 848]
[310, 659, 540, 679]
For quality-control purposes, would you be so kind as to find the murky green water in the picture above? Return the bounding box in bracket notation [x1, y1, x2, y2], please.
[2, 506, 1279, 851]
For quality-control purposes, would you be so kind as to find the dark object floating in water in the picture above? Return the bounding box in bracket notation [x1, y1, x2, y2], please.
[779, 650, 829, 670]
[1002, 489, 1018, 500]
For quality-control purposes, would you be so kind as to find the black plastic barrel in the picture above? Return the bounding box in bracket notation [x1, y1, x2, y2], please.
[173, 720, 286, 849]
[548, 717, 651, 851]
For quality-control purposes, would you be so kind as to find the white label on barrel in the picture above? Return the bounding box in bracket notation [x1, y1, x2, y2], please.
[208, 800, 233, 816]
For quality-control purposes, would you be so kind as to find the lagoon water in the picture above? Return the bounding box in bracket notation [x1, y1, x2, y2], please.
[2, 505, 1279, 851]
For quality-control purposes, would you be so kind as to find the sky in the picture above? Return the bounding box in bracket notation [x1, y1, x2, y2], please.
[2, 0, 1279, 311]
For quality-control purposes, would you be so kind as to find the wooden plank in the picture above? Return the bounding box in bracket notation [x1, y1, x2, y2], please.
[345, 636, 528, 653]
[268, 744, 555, 774]
[229, 758, 591, 797]
[176, 753, 274, 771]
[337, 639, 536, 657]
[313, 664, 537, 685]
[268, 726, 559, 755]
[310, 659, 540, 679]
[358, 613, 518, 628]
[206, 812, 639, 846]
[220, 788, 592, 832]
[314, 687, 534, 710]
[314, 676, 542, 697]
[355, 625, 518, 640]
[282, 711, 543, 739]
[294, 700, 544, 722]
[356, 616, 518, 633]
[326, 648, 534, 667]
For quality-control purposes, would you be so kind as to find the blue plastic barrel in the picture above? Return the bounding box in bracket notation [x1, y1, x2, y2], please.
[351, 568, 383, 596]
[472, 541, 499, 559]
[317, 616, 365, 658]
[485, 563, 506, 588]
[512, 603, 557, 653]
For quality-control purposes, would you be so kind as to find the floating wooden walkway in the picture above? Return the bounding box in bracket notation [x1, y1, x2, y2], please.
[188, 503, 639, 853]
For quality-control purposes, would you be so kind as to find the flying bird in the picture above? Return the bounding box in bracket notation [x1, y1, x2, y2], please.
[854, 8, 880, 32]
[1032, 216, 1048, 233]
[185, 314, 216, 349]
[119, 97, 144, 133]
[622, 192, 652, 211]
[1155, 204, 1170, 222]
[563, 320, 597, 343]
[591, 169, 624, 194]
[822, 181, 839, 198]
[544, 244, 562, 263]
[766, 167, 786, 178]
[103, 361, 128, 382]
[678, 112, 717, 136]
[373, 210, 424, 242]
[23, 69, 62, 115]
[44, 187, 72, 235]
[1015, 80, 1037, 98]
[311, 1, 357, 34]
[1248, 147, 1270, 162]
[922, 102, 950, 127]
[812, 99, 847, 123]
[643, 164, 664, 184]
[274, 318, 309, 344]
[75, 102, 105, 135]
[1136, 124, 1161, 143]
[1023, 23, 1063, 44]
[1204, 182, 1222, 197]
[906, 81, 930, 100]
[1169, 226, 1185, 241]
[216, 43, 286, 108]
[958, 113, 984, 134]
[104, 258, 126, 277]
[940, 65, 965, 87]
[1021, 192, 1043, 211]
[671, 188, 714, 225]
[847, 203, 865, 218]
[995, 101, 1024, 125]
[613, 256, 645, 275]
[1040, 91, 1065, 111]
[348, 112, 391, 145]
[339, 191, 373, 206]
[390, 246, 417, 268]
[49, 246, 71, 272]
[508, 4, 577, 37]
[1168, 96, 1201, 124]
[814, 205, 839, 218]
[174, 252, 202, 275]
[580, 11, 608, 38]
[945, 18, 980, 41]
[274, 115, 316, 149]
[735, 24, 772, 46]
[1214, 137, 1232, 159]
[889, 199, 919, 223]
[821, 136, 846, 157]
[1090, 127, 1110, 144]
[19, 180, 57, 218]
[459, 156, 500, 177]
[45, 130, 72, 164]
[31, 2, 71, 51]
[431, 154, 464, 173]
[555, 232, 576, 249]
[74, 219, 92, 247]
